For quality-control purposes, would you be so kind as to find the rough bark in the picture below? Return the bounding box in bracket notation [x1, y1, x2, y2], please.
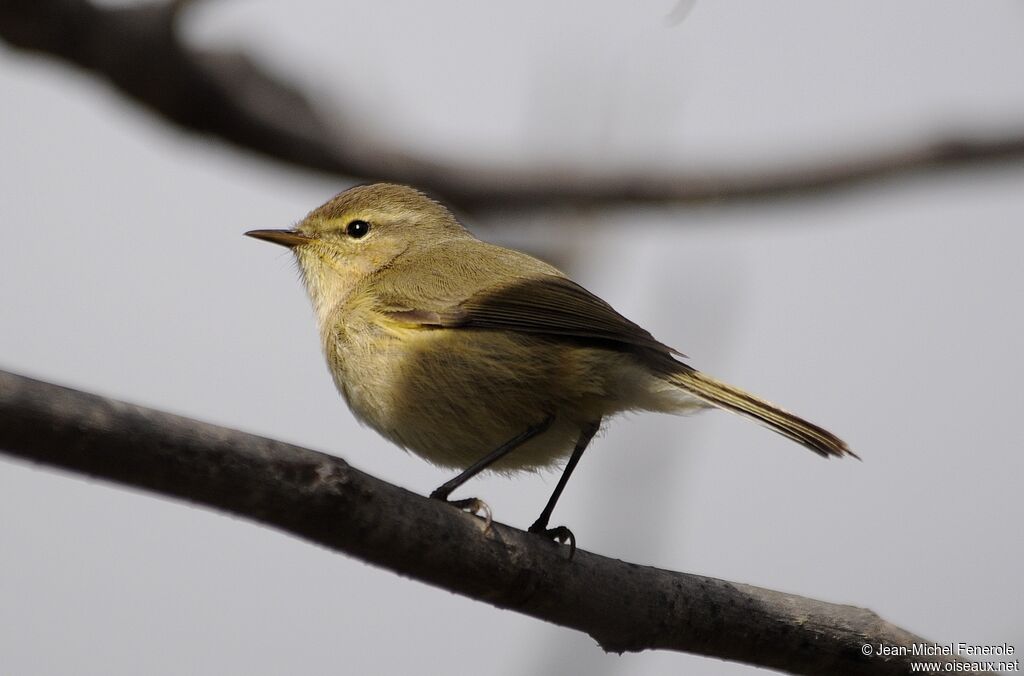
[0, 370, 974, 675]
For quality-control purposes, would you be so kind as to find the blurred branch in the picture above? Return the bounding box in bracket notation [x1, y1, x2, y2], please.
[0, 0, 345, 176]
[0, 369, 977, 676]
[2, 0, 1024, 211]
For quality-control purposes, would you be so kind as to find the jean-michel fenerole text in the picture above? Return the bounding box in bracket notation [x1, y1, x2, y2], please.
[870, 642, 1015, 658]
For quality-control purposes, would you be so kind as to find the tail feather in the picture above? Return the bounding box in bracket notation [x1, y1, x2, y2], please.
[669, 368, 856, 459]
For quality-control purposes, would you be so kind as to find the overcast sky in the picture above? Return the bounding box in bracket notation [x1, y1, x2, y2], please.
[2, 2, 1022, 675]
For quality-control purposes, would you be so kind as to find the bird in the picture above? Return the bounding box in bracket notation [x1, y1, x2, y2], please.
[246, 183, 854, 552]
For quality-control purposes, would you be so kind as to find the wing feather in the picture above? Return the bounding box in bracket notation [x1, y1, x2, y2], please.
[383, 273, 684, 360]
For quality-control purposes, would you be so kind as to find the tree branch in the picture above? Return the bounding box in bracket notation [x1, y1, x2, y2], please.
[0, 369, 974, 675]
[2, 0, 1023, 211]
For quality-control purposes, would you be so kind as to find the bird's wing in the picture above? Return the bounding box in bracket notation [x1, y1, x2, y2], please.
[383, 273, 685, 360]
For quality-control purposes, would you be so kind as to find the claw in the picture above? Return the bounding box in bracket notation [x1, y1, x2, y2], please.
[448, 497, 493, 532]
[529, 524, 577, 560]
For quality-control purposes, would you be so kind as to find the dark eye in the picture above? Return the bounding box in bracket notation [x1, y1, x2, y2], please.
[346, 219, 370, 239]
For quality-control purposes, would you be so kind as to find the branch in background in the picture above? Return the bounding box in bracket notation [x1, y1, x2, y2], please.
[0, 370, 977, 676]
[2, 0, 1023, 211]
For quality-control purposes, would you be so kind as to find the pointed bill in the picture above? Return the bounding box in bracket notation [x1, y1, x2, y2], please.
[244, 229, 312, 248]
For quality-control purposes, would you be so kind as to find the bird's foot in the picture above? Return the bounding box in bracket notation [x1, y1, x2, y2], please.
[429, 489, 493, 531]
[450, 497, 493, 531]
[528, 521, 576, 560]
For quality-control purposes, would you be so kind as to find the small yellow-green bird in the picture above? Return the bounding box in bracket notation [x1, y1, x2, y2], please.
[247, 183, 854, 548]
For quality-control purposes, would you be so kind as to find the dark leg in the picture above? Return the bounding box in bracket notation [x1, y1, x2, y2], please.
[430, 415, 553, 502]
[528, 419, 601, 556]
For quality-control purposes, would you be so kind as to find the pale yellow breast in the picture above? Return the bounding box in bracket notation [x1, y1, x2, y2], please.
[322, 306, 700, 472]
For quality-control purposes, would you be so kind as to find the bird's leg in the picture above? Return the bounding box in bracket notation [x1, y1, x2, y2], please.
[528, 419, 601, 558]
[430, 415, 554, 526]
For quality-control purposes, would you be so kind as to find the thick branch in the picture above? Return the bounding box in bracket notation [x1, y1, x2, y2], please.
[0, 369, 973, 675]
[2, 0, 1023, 210]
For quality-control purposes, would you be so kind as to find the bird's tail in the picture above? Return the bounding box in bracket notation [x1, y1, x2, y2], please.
[668, 368, 856, 459]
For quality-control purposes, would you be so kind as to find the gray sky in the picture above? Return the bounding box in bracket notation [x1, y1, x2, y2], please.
[2, 1, 1022, 674]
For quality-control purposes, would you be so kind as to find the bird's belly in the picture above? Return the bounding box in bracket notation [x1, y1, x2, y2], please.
[328, 323, 702, 472]
[329, 326, 613, 471]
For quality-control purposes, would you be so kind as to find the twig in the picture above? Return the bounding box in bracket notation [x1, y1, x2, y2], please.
[0, 369, 975, 675]
[1, 0, 1022, 211]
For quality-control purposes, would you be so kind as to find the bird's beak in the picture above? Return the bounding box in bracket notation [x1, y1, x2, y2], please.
[244, 229, 313, 248]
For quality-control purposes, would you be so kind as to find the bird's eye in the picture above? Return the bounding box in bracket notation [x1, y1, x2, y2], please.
[346, 219, 370, 239]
